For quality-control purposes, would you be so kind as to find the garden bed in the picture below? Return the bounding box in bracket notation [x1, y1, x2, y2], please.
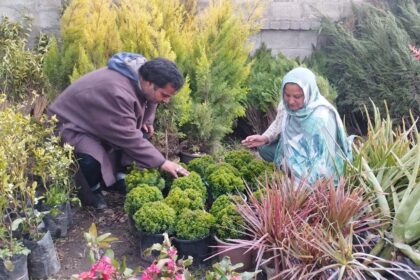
[54, 192, 149, 278]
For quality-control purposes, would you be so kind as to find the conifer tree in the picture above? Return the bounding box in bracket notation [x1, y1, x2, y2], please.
[182, 0, 263, 152]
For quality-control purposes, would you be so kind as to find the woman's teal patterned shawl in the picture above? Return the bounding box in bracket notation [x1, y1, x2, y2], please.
[274, 67, 352, 185]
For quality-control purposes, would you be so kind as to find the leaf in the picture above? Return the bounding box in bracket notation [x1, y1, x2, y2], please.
[88, 223, 97, 238]
[3, 259, 14, 272]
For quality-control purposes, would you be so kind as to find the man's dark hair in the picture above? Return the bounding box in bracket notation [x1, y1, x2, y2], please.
[139, 57, 184, 90]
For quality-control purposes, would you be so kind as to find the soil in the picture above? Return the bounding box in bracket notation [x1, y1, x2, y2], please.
[54, 191, 149, 279]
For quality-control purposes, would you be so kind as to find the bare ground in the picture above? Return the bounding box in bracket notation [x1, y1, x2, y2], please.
[54, 192, 149, 279]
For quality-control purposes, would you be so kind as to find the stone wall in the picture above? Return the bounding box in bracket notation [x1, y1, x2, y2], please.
[0, 0, 365, 59]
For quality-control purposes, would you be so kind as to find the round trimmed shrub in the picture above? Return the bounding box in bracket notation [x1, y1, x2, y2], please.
[187, 155, 216, 179]
[171, 171, 207, 198]
[125, 168, 165, 191]
[165, 187, 204, 214]
[175, 209, 215, 240]
[207, 164, 245, 198]
[124, 185, 163, 216]
[133, 201, 176, 234]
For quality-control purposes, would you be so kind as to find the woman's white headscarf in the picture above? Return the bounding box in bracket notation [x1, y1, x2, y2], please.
[274, 67, 352, 184]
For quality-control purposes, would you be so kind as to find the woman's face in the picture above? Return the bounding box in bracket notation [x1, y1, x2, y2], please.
[284, 83, 304, 111]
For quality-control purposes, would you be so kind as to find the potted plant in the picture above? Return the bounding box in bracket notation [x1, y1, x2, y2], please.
[133, 201, 176, 260]
[210, 195, 253, 271]
[205, 256, 260, 280]
[171, 171, 207, 199]
[173, 209, 215, 264]
[124, 185, 163, 217]
[165, 187, 205, 214]
[207, 163, 245, 199]
[125, 166, 165, 192]
[41, 184, 77, 238]
[187, 155, 216, 180]
[224, 149, 275, 190]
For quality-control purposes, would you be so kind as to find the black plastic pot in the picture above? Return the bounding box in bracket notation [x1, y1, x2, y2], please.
[173, 235, 211, 265]
[129, 217, 164, 262]
[23, 231, 61, 279]
[0, 253, 29, 280]
[178, 151, 203, 164]
[43, 202, 73, 238]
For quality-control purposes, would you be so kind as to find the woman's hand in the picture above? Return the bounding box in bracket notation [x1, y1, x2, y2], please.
[241, 134, 269, 148]
[160, 160, 189, 178]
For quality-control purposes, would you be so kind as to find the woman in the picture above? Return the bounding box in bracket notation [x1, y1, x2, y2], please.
[242, 67, 352, 184]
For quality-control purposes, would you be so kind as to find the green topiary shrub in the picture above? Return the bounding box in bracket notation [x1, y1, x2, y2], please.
[187, 155, 216, 179]
[124, 185, 163, 216]
[209, 195, 232, 218]
[125, 167, 165, 191]
[171, 171, 207, 198]
[207, 164, 245, 198]
[224, 149, 254, 171]
[133, 201, 176, 234]
[240, 159, 275, 190]
[214, 205, 244, 240]
[165, 187, 205, 214]
[210, 195, 244, 240]
[175, 209, 215, 240]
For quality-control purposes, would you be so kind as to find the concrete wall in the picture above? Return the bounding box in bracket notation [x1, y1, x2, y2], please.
[0, 0, 366, 59]
[0, 0, 62, 45]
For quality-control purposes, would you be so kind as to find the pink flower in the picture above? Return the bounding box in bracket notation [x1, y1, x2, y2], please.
[175, 274, 185, 280]
[230, 276, 242, 280]
[145, 263, 161, 274]
[141, 272, 153, 280]
[168, 247, 177, 258]
[166, 259, 176, 273]
[78, 270, 97, 279]
[88, 256, 116, 280]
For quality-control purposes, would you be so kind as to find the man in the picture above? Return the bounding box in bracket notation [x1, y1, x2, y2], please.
[48, 52, 189, 209]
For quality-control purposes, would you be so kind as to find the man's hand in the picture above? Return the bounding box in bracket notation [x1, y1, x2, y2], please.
[142, 124, 155, 138]
[241, 134, 269, 148]
[160, 160, 190, 178]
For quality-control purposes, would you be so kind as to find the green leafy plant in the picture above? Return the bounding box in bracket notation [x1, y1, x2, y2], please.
[72, 223, 136, 279]
[205, 256, 259, 280]
[125, 166, 165, 192]
[187, 155, 216, 179]
[210, 195, 244, 240]
[170, 171, 207, 198]
[165, 187, 205, 214]
[0, 17, 51, 102]
[207, 164, 245, 199]
[350, 103, 420, 265]
[175, 209, 215, 240]
[142, 233, 193, 280]
[133, 201, 176, 235]
[224, 149, 254, 171]
[124, 185, 163, 216]
[307, 3, 420, 128]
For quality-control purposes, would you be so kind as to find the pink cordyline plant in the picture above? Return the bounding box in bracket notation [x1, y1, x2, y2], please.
[214, 173, 420, 279]
[409, 44, 420, 60]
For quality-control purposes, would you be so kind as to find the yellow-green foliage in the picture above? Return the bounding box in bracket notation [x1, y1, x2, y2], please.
[50, 0, 263, 153]
[207, 163, 245, 198]
[124, 185, 163, 216]
[170, 171, 207, 198]
[182, 1, 261, 152]
[165, 187, 204, 214]
[175, 209, 215, 240]
[0, 17, 50, 102]
[133, 201, 176, 234]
